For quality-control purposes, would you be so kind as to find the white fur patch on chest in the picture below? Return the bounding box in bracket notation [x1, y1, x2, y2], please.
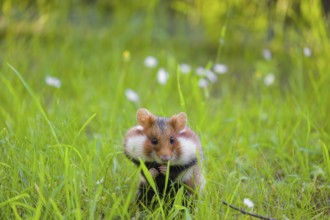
[176, 137, 197, 165]
[125, 135, 147, 160]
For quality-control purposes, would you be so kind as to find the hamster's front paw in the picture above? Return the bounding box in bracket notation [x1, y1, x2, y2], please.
[149, 168, 160, 178]
[159, 164, 168, 175]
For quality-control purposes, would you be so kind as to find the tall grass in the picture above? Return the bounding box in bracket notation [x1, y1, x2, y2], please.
[0, 1, 329, 219]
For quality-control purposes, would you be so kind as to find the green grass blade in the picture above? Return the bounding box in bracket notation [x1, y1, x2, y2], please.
[7, 63, 59, 144]
[0, 193, 30, 208]
[88, 185, 103, 220]
[48, 144, 84, 163]
[321, 141, 330, 176]
[224, 179, 241, 219]
[139, 159, 158, 196]
[139, 159, 165, 219]
[49, 199, 63, 220]
[73, 113, 97, 144]
[0, 162, 11, 168]
[177, 66, 186, 112]
[11, 204, 23, 220]
[162, 161, 170, 198]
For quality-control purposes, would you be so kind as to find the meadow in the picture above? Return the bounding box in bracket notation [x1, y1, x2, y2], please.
[0, 1, 329, 219]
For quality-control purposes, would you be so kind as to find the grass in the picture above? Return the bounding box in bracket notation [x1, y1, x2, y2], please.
[0, 1, 330, 219]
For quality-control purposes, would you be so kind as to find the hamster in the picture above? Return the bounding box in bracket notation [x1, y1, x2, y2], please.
[124, 108, 205, 207]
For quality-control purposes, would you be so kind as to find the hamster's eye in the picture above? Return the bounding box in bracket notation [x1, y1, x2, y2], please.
[170, 137, 175, 145]
[151, 138, 158, 145]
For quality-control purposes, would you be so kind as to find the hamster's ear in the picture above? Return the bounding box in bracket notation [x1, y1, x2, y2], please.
[136, 108, 156, 128]
[170, 112, 187, 131]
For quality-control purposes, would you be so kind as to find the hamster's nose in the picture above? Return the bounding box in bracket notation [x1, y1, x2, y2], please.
[160, 155, 171, 162]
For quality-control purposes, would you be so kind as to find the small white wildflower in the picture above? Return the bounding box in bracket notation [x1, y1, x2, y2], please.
[179, 63, 191, 74]
[96, 177, 104, 185]
[125, 89, 140, 103]
[45, 76, 61, 88]
[157, 68, 169, 85]
[264, 73, 275, 86]
[196, 66, 205, 76]
[205, 70, 217, 82]
[262, 48, 272, 60]
[198, 78, 209, 88]
[213, 63, 228, 74]
[243, 198, 254, 208]
[303, 47, 312, 57]
[144, 56, 158, 68]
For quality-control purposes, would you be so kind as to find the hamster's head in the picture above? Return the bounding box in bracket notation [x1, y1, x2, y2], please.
[136, 108, 187, 164]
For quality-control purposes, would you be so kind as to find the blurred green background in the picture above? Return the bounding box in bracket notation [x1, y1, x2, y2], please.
[1, 0, 329, 95]
[1, 0, 329, 137]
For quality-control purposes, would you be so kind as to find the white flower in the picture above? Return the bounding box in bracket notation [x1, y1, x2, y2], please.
[96, 177, 104, 185]
[262, 48, 272, 60]
[125, 89, 140, 103]
[213, 63, 228, 74]
[303, 47, 312, 57]
[157, 68, 169, 85]
[264, 73, 275, 86]
[205, 70, 217, 82]
[45, 76, 61, 88]
[243, 198, 254, 208]
[144, 56, 158, 68]
[179, 63, 191, 74]
[198, 78, 209, 88]
[196, 66, 205, 76]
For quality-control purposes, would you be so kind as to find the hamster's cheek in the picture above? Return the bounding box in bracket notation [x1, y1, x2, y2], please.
[125, 135, 147, 159]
